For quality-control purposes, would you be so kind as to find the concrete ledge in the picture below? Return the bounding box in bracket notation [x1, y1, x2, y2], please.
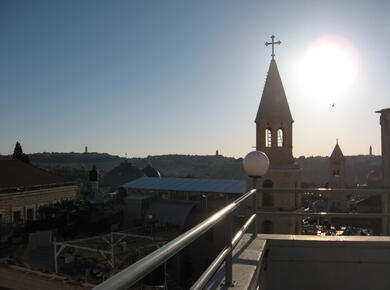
[258, 234, 390, 242]
[259, 234, 390, 249]
[206, 234, 266, 289]
[263, 234, 390, 290]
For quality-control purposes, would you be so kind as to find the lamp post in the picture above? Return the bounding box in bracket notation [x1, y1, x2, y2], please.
[243, 151, 270, 236]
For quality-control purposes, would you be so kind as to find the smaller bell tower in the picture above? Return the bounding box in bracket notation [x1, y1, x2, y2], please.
[328, 140, 346, 189]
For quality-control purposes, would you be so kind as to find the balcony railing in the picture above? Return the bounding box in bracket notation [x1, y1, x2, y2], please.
[93, 187, 390, 290]
[93, 188, 258, 290]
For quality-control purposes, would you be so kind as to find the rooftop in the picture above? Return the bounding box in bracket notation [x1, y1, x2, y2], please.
[255, 59, 293, 122]
[0, 159, 74, 191]
[330, 142, 344, 160]
[122, 177, 246, 194]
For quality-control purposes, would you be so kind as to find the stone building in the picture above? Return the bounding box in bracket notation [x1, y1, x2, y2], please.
[83, 165, 107, 203]
[88, 165, 99, 194]
[0, 159, 78, 224]
[254, 39, 301, 234]
[377, 108, 390, 188]
[327, 141, 347, 209]
[328, 141, 346, 188]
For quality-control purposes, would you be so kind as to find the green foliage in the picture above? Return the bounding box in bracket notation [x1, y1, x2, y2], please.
[13, 142, 23, 158]
[38, 199, 91, 218]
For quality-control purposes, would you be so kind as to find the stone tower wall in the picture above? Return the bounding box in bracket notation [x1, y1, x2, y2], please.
[379, 109, 390, 188]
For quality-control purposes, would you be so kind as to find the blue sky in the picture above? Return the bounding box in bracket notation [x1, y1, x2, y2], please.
[0, 0, 389, 157]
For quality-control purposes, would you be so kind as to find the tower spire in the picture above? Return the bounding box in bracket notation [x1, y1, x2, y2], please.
[255, 59, 292, 122]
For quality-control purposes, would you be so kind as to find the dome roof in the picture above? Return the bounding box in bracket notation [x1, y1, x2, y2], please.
[142, 163, 161, 178]
[102, 161, 144, 188]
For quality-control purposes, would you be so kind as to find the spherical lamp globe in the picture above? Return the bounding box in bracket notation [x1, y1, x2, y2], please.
[243, 151, 270, 177]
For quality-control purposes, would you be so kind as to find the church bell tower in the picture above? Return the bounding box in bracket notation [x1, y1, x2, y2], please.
[253, 35, 301, 234]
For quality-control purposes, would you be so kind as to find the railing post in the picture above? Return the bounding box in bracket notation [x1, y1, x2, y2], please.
[252, 177, 258, 237]
[388, 189, 390, 235]
[382, 191, 389, 235]
[54, 239, 58, 274]
[295, 189, 302, 234]
[111, 232, 115, 269]
[224, 212, 234, 287]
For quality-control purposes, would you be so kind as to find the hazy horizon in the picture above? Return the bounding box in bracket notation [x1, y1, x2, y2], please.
[1, 0, 389, 158]
[0, 148, 382, 160]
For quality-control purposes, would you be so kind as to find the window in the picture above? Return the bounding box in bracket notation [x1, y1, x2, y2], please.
[26, 208, 34, 221]
[277, 129, 283, 147]
[265, 128, 272, 147]
[37, 204, 45, 219]
[295, 220, 300, 234]
[262, 179, 274, 206]
[13, 211, 22, 224]
[263, 193, 274, 207]
[263, 179, 273, 188]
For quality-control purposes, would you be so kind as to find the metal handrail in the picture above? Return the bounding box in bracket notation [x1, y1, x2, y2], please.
[93, 189, 257, 290]
[191, 214, 257, 289]
[93, 186, 390, 290]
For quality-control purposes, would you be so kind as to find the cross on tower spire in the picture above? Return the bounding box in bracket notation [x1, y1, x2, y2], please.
[265, 35, 281, 60]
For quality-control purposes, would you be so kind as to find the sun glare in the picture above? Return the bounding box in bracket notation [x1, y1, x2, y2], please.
[296, 35, 359, 99]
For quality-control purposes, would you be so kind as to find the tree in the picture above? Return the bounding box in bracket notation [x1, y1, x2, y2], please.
[12, 141, 30, 164]
[13, 142, 23, 159]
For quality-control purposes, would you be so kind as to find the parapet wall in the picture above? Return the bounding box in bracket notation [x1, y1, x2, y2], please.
[263, 235, 390, 290]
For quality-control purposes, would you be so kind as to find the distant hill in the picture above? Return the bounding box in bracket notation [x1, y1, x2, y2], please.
[1, 152, 381, 187]
[29, 152, 123, 172]
[129, 155, 246, 179]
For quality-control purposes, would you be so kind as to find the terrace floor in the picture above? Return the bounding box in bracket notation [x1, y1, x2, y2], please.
[207, 234, 390, 290]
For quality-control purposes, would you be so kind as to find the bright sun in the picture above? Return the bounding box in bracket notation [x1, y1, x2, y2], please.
[296, 36, 359, 99]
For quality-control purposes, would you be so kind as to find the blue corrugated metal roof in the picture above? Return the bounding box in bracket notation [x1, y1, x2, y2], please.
[125, 193, 154, 200]
[122, 177, 246, 194]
